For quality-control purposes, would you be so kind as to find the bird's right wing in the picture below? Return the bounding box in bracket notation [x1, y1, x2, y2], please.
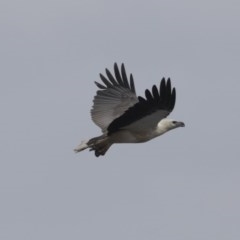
[107, 78, 176, 134]
[91, 63, 139, 133]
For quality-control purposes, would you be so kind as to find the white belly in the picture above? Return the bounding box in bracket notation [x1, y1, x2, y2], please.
[109, 129, 155, 143]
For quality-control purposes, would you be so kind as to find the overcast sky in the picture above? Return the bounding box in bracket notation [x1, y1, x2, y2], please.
[1, 0, 240, 239]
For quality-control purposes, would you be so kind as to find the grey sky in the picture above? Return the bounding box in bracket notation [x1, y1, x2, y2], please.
[1, 0, 240, 239]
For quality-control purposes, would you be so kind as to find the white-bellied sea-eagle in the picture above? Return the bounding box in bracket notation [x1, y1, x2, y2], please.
[74, 63, 185, 157]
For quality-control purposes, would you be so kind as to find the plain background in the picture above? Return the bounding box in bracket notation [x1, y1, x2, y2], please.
[1, 0, 239, 239]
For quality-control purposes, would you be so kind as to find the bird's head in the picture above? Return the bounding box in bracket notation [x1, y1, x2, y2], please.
[157, 118, 185, 134]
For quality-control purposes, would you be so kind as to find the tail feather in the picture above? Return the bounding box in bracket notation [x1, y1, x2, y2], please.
[74, 135, 112, 157]
[74, 140, 89, 153]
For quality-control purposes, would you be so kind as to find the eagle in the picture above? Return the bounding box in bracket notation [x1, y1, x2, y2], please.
[74, 63, 185, 157]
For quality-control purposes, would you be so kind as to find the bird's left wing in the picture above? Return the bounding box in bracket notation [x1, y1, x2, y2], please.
[91, 63, 138, 133]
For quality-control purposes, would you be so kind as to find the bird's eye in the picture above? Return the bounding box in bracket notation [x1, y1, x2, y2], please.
[172, 121, 177, 124]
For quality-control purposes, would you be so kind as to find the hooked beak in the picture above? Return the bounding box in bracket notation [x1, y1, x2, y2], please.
[177, 121, 185, 127]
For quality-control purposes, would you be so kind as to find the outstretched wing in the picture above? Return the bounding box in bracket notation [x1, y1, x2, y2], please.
[107, 78, 176, 134]
[91, 63, 138, 133]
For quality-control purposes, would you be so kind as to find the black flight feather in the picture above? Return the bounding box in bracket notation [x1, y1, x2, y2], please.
[94, 63, 136, 94]
[107, 78, 176, 134]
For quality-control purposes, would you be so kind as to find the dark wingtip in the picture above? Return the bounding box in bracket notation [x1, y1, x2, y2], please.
[170, 87, 176, 110]
[95, 80, 106, 89]
[130, 74, 136, 94]
[167, 78, 171, 89]
[160, 78, 166, 98]
[152, 85, 160, 101]
[114, 62, 119, 72]
[145, 89, 153, 102]
[96, 63, 137, 94]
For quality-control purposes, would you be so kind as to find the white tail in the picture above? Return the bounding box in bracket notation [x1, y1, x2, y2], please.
[74, 135, 112, 157]
[74, 140, 89, 153]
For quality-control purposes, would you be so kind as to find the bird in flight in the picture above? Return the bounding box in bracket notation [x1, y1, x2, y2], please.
[74, 63, 185, 157]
